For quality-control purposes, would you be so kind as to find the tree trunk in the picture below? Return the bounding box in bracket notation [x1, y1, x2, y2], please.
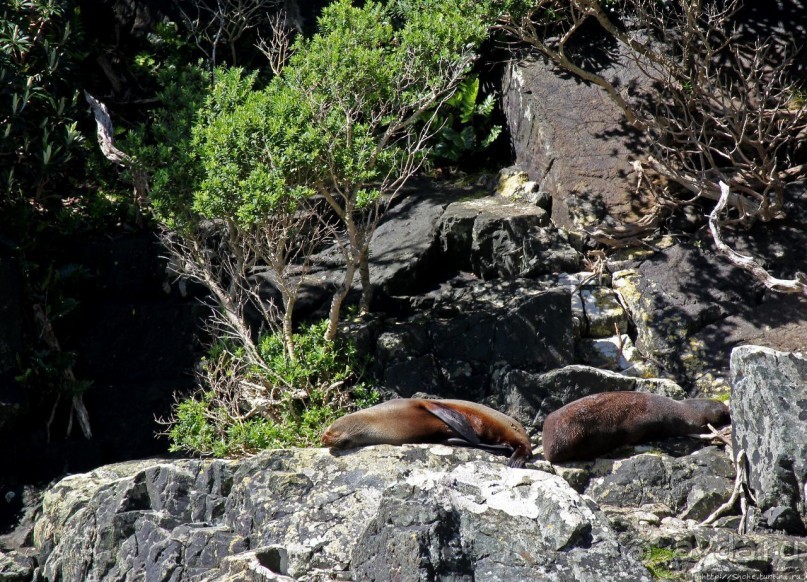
[282, 293, 296, 362]
[325, 257, 356, 342]
[358, 244, 373, 314]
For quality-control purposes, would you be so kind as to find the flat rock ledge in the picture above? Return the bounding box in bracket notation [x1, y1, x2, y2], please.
[33, 447, 650, 581]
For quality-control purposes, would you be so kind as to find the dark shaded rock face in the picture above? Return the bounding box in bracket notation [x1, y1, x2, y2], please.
[730, 345, 807, 535]
[369, 181, 467, 296]
[34, 448, 651, 581]
[297, 180, 581, 316]
[494, 365, 655, 429]
[612, 188, 807, 392]
[375, 280, 574, 400]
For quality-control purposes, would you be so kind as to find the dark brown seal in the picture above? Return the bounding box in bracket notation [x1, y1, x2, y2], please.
[321, 398, 533, 468]
[541, 391, 730, 463]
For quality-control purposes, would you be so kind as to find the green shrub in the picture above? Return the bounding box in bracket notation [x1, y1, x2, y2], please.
[256, 320, 361, 390]
[641, 546, 685, 580]
[166, 320, 378, 457]
[0, 0, 85, 204]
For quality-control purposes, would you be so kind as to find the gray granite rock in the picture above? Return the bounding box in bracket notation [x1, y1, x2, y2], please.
[586, 447, 734, 521]
[730, 345, 807, 534]
[369, 182, 463, 296]
[608, 511, 807, 579]
[0, 550, 36, 582]
[34, 447, 650, 581]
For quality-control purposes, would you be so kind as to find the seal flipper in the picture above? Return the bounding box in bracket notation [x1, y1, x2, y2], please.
[421, 402, 480, 444]
[507, 447, 530, 468]
[443, 438, 513, 455]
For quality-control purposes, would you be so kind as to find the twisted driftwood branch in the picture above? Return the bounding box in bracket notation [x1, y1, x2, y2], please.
[709, 181, 807, 295]
[84, 91, 150, 215]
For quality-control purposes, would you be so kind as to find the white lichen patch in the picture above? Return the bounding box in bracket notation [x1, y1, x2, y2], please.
[428, 444, 456, 456]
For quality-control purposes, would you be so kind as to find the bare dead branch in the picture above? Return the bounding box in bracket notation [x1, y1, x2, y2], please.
[701, 449, 752, 534]
[84, 91, 150, 217]
[178, 0, 282, 68]
[497, 0, 807, 251]
[709, 181, 807, 294]
[257, 11, 296, 76]
[32, 303, 92, 440]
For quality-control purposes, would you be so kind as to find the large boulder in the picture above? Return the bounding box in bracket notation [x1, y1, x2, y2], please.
[34, 447, 651, 581]
[502, 43, 652, 230]
[730, 345, 807, 534]
[438, 196, 580, 280]
[587, 447, 735, 521]
[375, 280, 575, 399]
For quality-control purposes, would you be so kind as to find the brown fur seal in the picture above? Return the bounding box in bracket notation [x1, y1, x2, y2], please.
[321, 398, 532, 468]
[542, 391, 730, 463]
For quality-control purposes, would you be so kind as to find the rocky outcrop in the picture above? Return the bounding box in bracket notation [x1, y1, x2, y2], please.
[375, 279, 574, 399]
[0, 550, 35, 582]
[34, 447, 652, 581]
[369, 181, 464, 296]
[301, 178, 581, 314]
[610, 202, 807, 394]
[730, 345, 807, 535]
[438, 195, 579, 279]
[502, 44, 652, 230]
[611, 511, 807, 578]
[587, 447, 734, 521]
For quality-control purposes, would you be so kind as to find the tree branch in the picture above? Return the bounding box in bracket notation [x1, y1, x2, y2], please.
[709, 181, 807, 294]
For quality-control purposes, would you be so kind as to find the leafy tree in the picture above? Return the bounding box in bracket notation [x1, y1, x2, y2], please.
[183, 0, 506, 342]
[100, 0, 516, 454]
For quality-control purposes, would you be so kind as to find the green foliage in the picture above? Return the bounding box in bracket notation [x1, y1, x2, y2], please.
[431, 75, 502, 163]
[166, 320, 378, 457]
[257, 320, 363, 390]
[0, 0, 85, 203]
[185, 67, 316, 228]
[177, 0, 506, 228]
[713, 391, 730, 403]
[111, 23, 210, 230]
[641, 546, 685, 580]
